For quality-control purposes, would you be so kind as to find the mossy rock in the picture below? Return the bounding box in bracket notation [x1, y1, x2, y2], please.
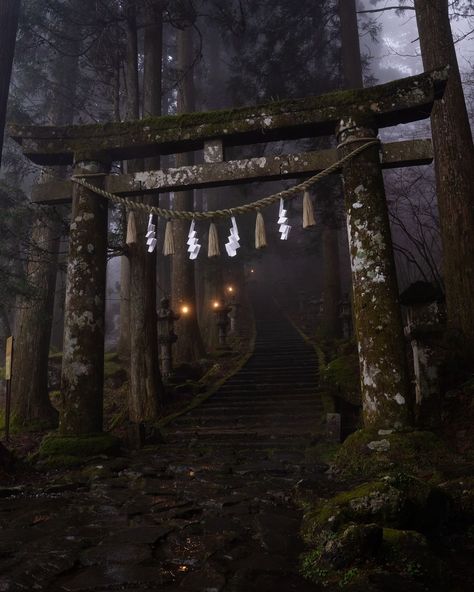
[322, 352, 361, 406]
[439, 476, 474, 521]
[322, 523, 382, 569]
[334, 429, 452, 481]
[302, 474, 449, 546]
[39, 433, 122, 459]
[381, 528, 445, 589]
[38, 454, 86, 469]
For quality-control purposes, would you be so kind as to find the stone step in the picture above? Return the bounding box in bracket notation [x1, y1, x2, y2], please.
[172, 417, 321, 429]
[227, 369, 316, 375]
[217, 385, 319, 393]
[204, 393, 320, 404]
[202, 394, 321, 402]
[170, 428, 317, 439]
[177, 405, 322, 417]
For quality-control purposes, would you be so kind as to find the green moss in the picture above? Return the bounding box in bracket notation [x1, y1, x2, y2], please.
[334, 429, 452, 482]
[13, 68, 446, 164]
[39, 455, 86, 469]
[302, 481, 388, 543]
[322, 353, 361, 406]
[39, 432, 121, 459]
[47, 351, 122, 380]
[103, 352, 122, 378]
[381, 528, 443, 583]
[306, 442, 341, 464]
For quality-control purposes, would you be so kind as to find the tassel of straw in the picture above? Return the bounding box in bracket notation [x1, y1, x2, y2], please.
[208, 222, 220, 257]
[126, 211, 138, 245]
[303, 190, 316, 229]
[163, 220, 175, 256]
[255, 211, 267, 249]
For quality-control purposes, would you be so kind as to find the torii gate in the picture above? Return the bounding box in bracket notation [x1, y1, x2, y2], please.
[10, 67, 448, 437]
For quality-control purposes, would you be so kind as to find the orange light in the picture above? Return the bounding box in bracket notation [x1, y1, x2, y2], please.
[250, 269, 255, 274]
[227, 286, 234, 293]
[213, 301, 220, 309]
[181, 305, 190, 315]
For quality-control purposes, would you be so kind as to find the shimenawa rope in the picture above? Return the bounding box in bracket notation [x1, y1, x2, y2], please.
[70, 140, 379, 221]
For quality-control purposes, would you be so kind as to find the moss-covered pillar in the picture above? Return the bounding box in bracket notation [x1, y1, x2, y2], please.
[60, 156, 110, 436]
[337, 117, 412, 430]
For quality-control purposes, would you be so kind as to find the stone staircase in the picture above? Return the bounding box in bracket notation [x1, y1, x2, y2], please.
[169, 292, 322, 450]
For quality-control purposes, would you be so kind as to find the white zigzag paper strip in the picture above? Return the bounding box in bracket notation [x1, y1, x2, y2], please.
[225, 216, 240, 257]
[187, 220, 201, 260]
[146, 214, 157, 253]
[278, 198, 291, 241]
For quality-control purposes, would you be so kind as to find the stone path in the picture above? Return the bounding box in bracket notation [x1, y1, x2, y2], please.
[0, 295, 324, 591]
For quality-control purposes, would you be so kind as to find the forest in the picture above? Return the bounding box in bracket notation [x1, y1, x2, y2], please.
[0, 0, 473, 590]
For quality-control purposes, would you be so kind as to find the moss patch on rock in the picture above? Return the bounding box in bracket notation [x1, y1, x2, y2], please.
[322, 351, 361, 407]
[39, 432, 121, 460]
[300, 475, 449, 591]
[302, 474, 449, 545]
[333, 429, 453, 482]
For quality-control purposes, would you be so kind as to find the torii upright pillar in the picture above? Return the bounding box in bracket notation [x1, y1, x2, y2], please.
[60, 156, 110, 435]
[337, 116, 412, 430]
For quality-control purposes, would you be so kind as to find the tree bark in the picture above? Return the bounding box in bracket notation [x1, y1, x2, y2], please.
[11, 210, 61, 427]
[172, 23, 205, 364]
[414, 0, 474, 343]
[126, 1, 165, 421]
[321, 219, 342, 338]
[338, 0, 363, 88]
[118, 0, 140, 360]
[319, 0, 364, 339]
[12, 9, 80, 428]
[0, 0, 20, 165]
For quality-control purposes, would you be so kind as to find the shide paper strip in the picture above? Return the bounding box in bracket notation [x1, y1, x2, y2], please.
[187, 219, 201, 260]
[225, 216, 241, 257]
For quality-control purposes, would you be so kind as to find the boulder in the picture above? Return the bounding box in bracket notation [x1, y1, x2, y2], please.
[322, 523, 382, 568]
[302, 474, 449, 546]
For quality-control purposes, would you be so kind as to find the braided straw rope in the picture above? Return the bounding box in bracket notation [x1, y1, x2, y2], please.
[71, 140, 379, 221]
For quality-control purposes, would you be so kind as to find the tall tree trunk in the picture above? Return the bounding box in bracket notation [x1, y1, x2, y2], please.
[0, 0, 20, 165]
[414, 0, 474, 343]
[321, 217, 342, 338]
[172, 22, 205, 364]
[126, 1, 164, 421]
[118, 0, 140, 360]
[199, 27, 226, 349]
[11, 208, 61, 427]
[11, 10, 80, 428]
[319, 0, 364, 339]
[338, 0, 363, 89]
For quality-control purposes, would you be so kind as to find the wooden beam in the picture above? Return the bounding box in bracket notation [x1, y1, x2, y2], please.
[12, 68, 447, 166]
[31, 139, 433, 205]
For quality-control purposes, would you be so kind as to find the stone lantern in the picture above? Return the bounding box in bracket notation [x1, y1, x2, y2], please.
[157, 297, 180, 377]
[400, 282, 446, 428]
[339, 294, 353, 339]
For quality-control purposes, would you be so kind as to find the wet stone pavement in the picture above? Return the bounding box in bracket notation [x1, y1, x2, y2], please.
[0, 300, 324, 591]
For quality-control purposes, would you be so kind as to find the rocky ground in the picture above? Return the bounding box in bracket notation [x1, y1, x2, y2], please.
[0, 295, 326, 592]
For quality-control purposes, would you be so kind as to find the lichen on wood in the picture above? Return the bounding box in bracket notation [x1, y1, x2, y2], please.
[60, 159, 109, 436]
[9, 68, 447, 166]
[337, 118, 412, 430]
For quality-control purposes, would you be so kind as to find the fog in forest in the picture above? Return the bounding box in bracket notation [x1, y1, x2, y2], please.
[1, 2, 474, 590]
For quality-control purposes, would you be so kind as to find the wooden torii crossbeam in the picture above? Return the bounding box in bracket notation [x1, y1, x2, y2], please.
[10, 67, 448, 437]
